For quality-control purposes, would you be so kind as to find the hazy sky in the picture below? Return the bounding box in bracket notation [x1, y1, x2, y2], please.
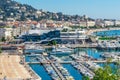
[14, 0, 120, 19]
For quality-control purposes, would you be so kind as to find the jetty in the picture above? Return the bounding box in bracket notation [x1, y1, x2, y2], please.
[51, 63, 65, 80]
[26, 60, 116, 64]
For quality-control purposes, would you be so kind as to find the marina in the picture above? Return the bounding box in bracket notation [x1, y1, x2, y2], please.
[1, 27, 120, 80]
[24, 45, 120, 80]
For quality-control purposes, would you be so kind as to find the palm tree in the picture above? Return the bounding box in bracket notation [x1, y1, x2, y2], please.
[82, 76, 90, 80]
[52, 40, 57, 54]
[0, 47, 2, 54]
[52, 40, 57, 46]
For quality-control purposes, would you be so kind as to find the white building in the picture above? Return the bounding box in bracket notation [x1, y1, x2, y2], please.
[95, 19, 104, 27]
[60, 29, 88, 39]
[25, 29, 51, 35]
[87, 21, 95, 27]
[12, 27, 21, 37]
[114, 20, 120, 26]
[104, 20, 114, 26]
[80, 21, 87, 27]
[0, 28, 13, 40]
[79, 21, 95, 27]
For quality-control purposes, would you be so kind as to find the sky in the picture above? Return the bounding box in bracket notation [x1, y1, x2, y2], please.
[14, 0, 120, 19]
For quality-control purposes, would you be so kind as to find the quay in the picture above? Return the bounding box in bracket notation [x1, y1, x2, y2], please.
[86, 27, 120, 35]
[50, 63, 65, 80]
[41, 44, 97, 49]
[46, 58, 66, 80]
[26, 60, 116, 64]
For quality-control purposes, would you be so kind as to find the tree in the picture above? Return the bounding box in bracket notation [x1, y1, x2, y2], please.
[93, 65, 119, 80]
[82, 76, 90, 80]
[52, 40, 57, 54]
[115, 59, 120, 79]
[0, 47, 2, 54]
[82, 65, 119, 80]
[47, 41, 51, 46]
[1, 37, 6, 42]
[52, 40, 57, 46]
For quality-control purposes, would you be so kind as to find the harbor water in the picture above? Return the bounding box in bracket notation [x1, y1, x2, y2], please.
[62, 64, 82, 80]
[95, 30, 120, 37]
[29, 64, 52, 80]
[25, 47, 120, 80]
[25, 55, 38, 62]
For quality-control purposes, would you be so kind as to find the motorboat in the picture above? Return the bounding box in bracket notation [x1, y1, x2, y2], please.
[25, 44, 45, 51]
[51, 45, 73, 54]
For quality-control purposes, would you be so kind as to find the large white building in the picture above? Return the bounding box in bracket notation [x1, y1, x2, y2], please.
[79, 21, 87, 27]
[79, 21, 95, 27]
[87, 21, 96, 27]
[0, 28, 13, 40]
[114, 20, 120, 26]
[95, 19, 104, 27]
[60, 29, 88, 39]
[104, 20, 114, 26]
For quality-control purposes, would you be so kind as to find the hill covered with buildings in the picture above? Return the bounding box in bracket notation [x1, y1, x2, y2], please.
[0, 0, 94, 21]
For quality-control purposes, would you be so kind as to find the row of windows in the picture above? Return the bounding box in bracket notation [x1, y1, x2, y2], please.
[22, 30, 60, 41]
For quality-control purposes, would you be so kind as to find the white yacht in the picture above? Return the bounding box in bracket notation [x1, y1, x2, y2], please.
[25, 44, 45, 51]
[51, 45, 73, 54]
[35, 46, 45, 51]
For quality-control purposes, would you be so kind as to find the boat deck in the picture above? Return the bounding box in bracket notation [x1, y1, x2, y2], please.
[0, 54, 31, 79]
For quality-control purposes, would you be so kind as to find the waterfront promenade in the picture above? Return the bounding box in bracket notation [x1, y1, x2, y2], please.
[0, 54, 31, 79]
[86, 27, 120, 35]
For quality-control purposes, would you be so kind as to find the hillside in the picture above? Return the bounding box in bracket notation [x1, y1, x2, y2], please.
[0, 0, 93, 21]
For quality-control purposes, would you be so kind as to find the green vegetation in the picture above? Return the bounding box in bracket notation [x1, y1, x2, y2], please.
[52, 40, 57, 46]
[70, 26, 87, 29]
[0, 26, 10, 28]
[93, 65, 119, 80]
[61, 28, 68, 32]
[70, 25, 120, 30]
[82, 76, 90, 80]
[82, 65, 120, 80]
[98, 37, 116, 40]
[0, 37, 6, 42]
[0, 47, 2, 54]
[0, 0, 91, 21]
[82, 58, 120, 80]
[93, 58, 120, 80]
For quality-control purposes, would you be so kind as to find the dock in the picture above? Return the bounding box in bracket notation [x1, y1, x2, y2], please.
[26, 60, 116, 64]
[50, 63, 65, 80]
[45, 57, 66, 80]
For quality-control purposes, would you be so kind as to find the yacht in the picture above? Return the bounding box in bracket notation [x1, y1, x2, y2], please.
[35, 46, 45, 51]
[25, 44, 45, 51]
[51, 45, 73, 54]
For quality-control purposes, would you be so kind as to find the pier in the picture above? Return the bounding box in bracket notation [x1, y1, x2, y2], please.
[45, 57, 66, 80]
[26, 60, 116, 64]
[50, 63, 65, 80]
